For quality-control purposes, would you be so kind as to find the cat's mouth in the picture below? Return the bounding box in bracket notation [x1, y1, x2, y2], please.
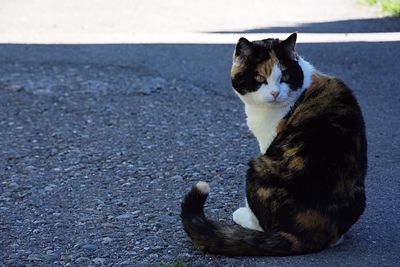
[266, 98, 281, 104]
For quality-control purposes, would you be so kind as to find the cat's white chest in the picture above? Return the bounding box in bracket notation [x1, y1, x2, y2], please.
[245, 104, 290, 154]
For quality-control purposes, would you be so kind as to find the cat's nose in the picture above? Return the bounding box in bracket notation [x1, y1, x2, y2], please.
[271, 91, 280, 98]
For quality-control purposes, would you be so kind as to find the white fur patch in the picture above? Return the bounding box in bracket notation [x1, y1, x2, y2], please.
[196, 181, 210, 194]
[244, 103, 291, 153]
[232, 207, 264, 232]
[298, 57, 314, 90]
[235, 57, 314, 154]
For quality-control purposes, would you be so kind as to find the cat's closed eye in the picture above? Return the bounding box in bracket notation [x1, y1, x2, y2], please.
[255, 75, 267, 83]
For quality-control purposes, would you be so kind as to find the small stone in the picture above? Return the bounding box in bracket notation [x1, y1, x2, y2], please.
[118, 260, 131, 266]
[100, 222, 115, 228]
[102, 237, 113, 244]
[60, 254, 72, 261]
[27, 254, 42, 261]
[172, 175, 183, 181]
[127, 250, 138, 255]
[9, 85, 25, 92]
[149, 253, 159, 259]
[92, 257, 106, 265]
[6, 259, 17, 266]
[192, 172, 201, 178]
[132, 210, 141, 215]
[176, 141, 184, 146]
[178, 252, 191, 259]
[44, 184, 57, 192]
[26, 165, 36, 172]
[161, 254, 175, 261]
[137, 87, 152, 95]
[15, 190, 30, 199]
[34, 89, 54, 96]
[46, 253, 59, 261]
[8, 182, 18, 188]
[75, 257, 90, 264]
[81, 243, 97, 250]
[116, 213, 132, 220]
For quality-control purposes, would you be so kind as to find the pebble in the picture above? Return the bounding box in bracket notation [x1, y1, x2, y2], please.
[46, 253, 59, 261]
[102, 237, 113, 244]
[172, 175, 183, 180]
[60, 254, 72, 261]
[81, 243, 98, 250]
[116, 213, 133, 220]
[132, 210, 141, 215]
[118, 260, 132, 266]
[27, 254, 42, 261]
[75, 257, 90, 264]
[100, 222, 115, 228]
[26, 165, 36, 172]
[92, 257, 106, 265]
[44, 184, 57, 192]
[148, 253, 159, 259]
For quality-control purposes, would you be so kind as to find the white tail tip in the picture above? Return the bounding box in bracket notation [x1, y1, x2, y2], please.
[196, 181, 210, 194]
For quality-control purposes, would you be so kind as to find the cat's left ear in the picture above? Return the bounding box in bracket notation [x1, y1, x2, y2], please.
[280, 33, 297, 58]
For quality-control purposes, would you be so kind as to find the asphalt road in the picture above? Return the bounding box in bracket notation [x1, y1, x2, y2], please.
[1, 1, 400, 267]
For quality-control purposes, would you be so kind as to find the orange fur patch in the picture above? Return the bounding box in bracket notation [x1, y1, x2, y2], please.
[283, 146, 301, 158]
[296, 210, 328, 229]
[281, 232, 301, 251]
[276, 118, 287, 134]
[257, 187, 272, 200]
[230, 61, 244, 79]
[256, 52, 278, 78]
[288, 157, 305, 171]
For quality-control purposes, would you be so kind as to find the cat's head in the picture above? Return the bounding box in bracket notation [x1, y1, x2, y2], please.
[231, 33, 311, 106]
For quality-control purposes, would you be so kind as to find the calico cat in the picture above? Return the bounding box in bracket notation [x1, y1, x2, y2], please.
[181, 33, 367, 256]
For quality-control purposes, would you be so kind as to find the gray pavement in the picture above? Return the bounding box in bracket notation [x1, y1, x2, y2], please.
[1, 1, 400, 266]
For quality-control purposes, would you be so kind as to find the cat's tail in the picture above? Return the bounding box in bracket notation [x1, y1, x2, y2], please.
[181, 182, 313, 256]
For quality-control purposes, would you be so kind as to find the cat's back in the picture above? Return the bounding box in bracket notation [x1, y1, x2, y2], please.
[277, 73, 366, 146]
[269, 72, 367, 194]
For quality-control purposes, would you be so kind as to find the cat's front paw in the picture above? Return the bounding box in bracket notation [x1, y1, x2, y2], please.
[232, 207, 248, 226]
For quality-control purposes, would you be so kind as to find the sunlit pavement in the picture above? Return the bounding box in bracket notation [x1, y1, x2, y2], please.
[1, 0, 399, 44]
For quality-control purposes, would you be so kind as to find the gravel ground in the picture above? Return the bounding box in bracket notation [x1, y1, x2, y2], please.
[0, 62, 255, 266]
[0, 39, 399, 266]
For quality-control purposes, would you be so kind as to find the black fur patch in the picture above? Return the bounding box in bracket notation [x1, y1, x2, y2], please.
[231, 37, 304, 94]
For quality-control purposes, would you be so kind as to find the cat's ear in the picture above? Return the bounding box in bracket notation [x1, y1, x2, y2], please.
[280, 33, 297, 58]
[235, 37, 253, 64]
